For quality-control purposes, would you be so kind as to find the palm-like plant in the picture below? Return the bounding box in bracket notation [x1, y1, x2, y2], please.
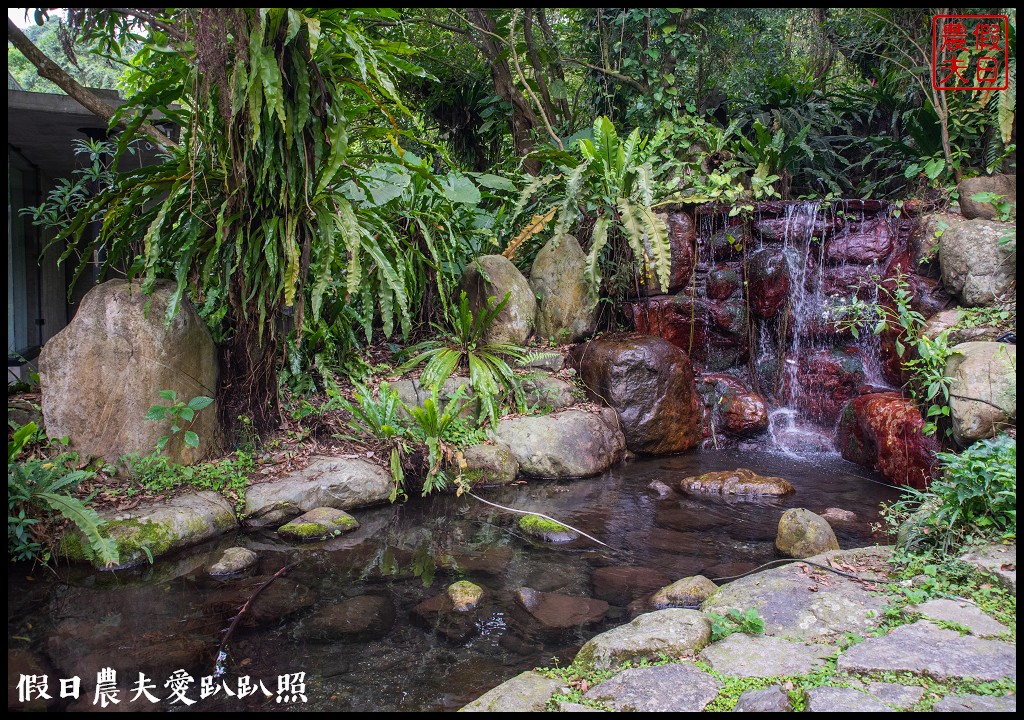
[398, 291, 533, 427]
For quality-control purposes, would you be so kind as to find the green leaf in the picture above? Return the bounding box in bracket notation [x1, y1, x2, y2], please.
[159, 389, 177, 402]
[187, 396, 215, 411]
[144, 406, 167, 422]
[441, 174, 481, 205]
[474, 173, 517, 192]
[184, 431, 200, 449]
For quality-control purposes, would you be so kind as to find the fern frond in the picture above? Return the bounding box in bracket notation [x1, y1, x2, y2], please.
[584, 215, 610, 299]
[638, 206, 672, 294]
[41, 493, 119, 568]
[617, 198, 651, 286]
[503, 206, 557, 259]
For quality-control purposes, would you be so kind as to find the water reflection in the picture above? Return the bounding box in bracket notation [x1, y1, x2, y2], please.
[8, 451, 900, 712]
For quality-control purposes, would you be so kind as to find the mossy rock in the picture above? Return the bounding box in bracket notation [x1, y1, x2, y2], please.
[278, 507, 359, 542]
[447, 580, 486, 611]
[62, 517, 177, 567]
[518, 515, 579, 543]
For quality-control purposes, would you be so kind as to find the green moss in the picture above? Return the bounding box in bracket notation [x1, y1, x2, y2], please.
[61, 518, 177, 567]
[279, 522, 333, 541]
[519, 515, 570, 534]
[330, 515, 359, 531]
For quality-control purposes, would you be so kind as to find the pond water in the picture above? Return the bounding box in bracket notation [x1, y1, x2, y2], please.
[8, 450, 901, 712]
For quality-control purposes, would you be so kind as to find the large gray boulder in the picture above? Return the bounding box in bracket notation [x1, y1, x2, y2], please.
[492, 408, 625, 478]
[776, 508, 840, 558]
[530, 234, 598, 343]
[39, 279, 220, 465]
[946, 342, 1016, 444]
[461, 671, 561, 712]
[244, 456, 393, 526]
[958, 174, 1016, 220]
[458, 255, 537, 345]
[939, 219, 1016, 306]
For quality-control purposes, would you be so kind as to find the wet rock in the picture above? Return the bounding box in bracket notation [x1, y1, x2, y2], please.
[448, 581, 485, 611]
[519, 371, 577, 411]
[299, 594, 395, 642]
[909, 598, 1009, 637]
[776, 508, 839, 558]
[939, 219, 1016, 307]
[909, 274, 953, 318]
[698, 374, 769, 437]
[837, 620, 1016, 681]
[584, 663, 720, 712]
[38, 279, 220, 465]
[783, 347, 866, 427]
[700, 633, 835, 678]
[278, 507, 359, 542]
[647, 480, 675, 497]
[623, 295, 749, 371]
[702, 546, 891, 641]
[458, 255, 537, 345]
[245, 456, 392, 526]
[513, 587, 609, 632]
[591, 566, 673, 606]
[958, 174, 1016, 220]
[574, 609, 711, 672]
[934, 694, 1017, 712]
[753, 213, 842, 242]
[446, 546, 513, 578]
[460, 671, 561, 712]
[821, 263, 877, 298]
[746, 247, 791, 319]
[569, 333, 702, 454]
[733, 686, 792, 712]
[946, 342, 1016, 444]
[208, 547, 258, 576]
[530, 234, 599, 343]
[649, 575, 719, 608]
[492, 408, 625, 478]
[707, 224, 750, 260]
[410, 592, 479, 643]
[866, 682, 925, 709]
[820, 508, 858, 524]
[61, 491, 238, 569]
[518, 515, 580, 543]
[680, 468, 794, 497]
[460, 441, 518, 486]
[805, 687, 894, 712]
[706, 265, 741, 300]
[825, 217, 893, 264]
[835, 392, 940, 489]
[206, 577, 315, 628]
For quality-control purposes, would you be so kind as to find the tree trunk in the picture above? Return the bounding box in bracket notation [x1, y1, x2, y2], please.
[467, 9, 540, 172]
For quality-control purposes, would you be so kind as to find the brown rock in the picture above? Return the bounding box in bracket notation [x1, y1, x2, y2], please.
[299, 595, 395, 642]
[569, 333, 702, 455]
[824, 218, 893, 265]
[513, 587, 608, 631]
[680, 468, 794, 496]
[591, 566, 673, 606]
[746, 247, 791, 319]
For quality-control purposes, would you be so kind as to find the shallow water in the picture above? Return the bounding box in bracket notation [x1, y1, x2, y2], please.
[8, 450, 901, 712]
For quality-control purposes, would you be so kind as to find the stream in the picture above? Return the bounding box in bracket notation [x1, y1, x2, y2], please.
[8, 449, 900, 712]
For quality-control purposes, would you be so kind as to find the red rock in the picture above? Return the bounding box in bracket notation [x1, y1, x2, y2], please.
[824, 218, 893, 264]
[747, 248, 791, 318]
[835, 392, 940, 489]
[697, 373, 769, 437]
[753, 213, 843, 242]
[513, 587, 608, 630]
[706, 265, 741, 300]
[782, 347, 866, 426]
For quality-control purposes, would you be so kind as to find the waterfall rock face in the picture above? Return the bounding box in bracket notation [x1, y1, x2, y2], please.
[623, 296, 748, 371]
[835, 392, 940, 489]
[570, 333, 703, 455]
[746, 247, 791, 319]
[638, 211, 696, 295]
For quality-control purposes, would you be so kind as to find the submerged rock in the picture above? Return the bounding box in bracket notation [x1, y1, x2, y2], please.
[679, 468, 794, 496]
[591, 566, 673, 606]
[299, 595, 396, 642]
[513, 587, 608, 632]
[776, 508, 839, 558]
[447, 581, 486, 612]
[208, 546, 258, 576]
[570, 333, 702, 454]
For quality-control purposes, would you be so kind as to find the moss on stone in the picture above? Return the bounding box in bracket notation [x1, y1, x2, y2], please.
[519, 515, 570, 534]
[279, 522, 333, 541]
[63, 518, 177, 567]
[329, 515, 359, 531]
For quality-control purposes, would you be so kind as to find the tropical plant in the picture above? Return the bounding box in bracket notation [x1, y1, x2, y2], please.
[506, 116, 672, 306]
[883, 433, 1016, 553]
[706, 607, 766, 642]
[8, 422, 119, 566]
[404, 389, 468, 496]
[398, 290, 533, 427]
[334, 383, 411, 502]
[144, 390, 214, 454]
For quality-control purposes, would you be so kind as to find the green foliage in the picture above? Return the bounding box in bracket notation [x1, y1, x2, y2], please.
[706, 607, 766, 641]
[119, 450, 253, 512]
[399, 290, 532, 427]
[884, 434, 1016, 553]
[145, 390, 214, 453]
[8, 422, 119, 566]
[833, 270, 954, 435]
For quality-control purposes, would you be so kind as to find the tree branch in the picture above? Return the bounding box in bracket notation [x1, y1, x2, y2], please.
[8, 18, 178, 149]
[564, 57, 648, 93]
